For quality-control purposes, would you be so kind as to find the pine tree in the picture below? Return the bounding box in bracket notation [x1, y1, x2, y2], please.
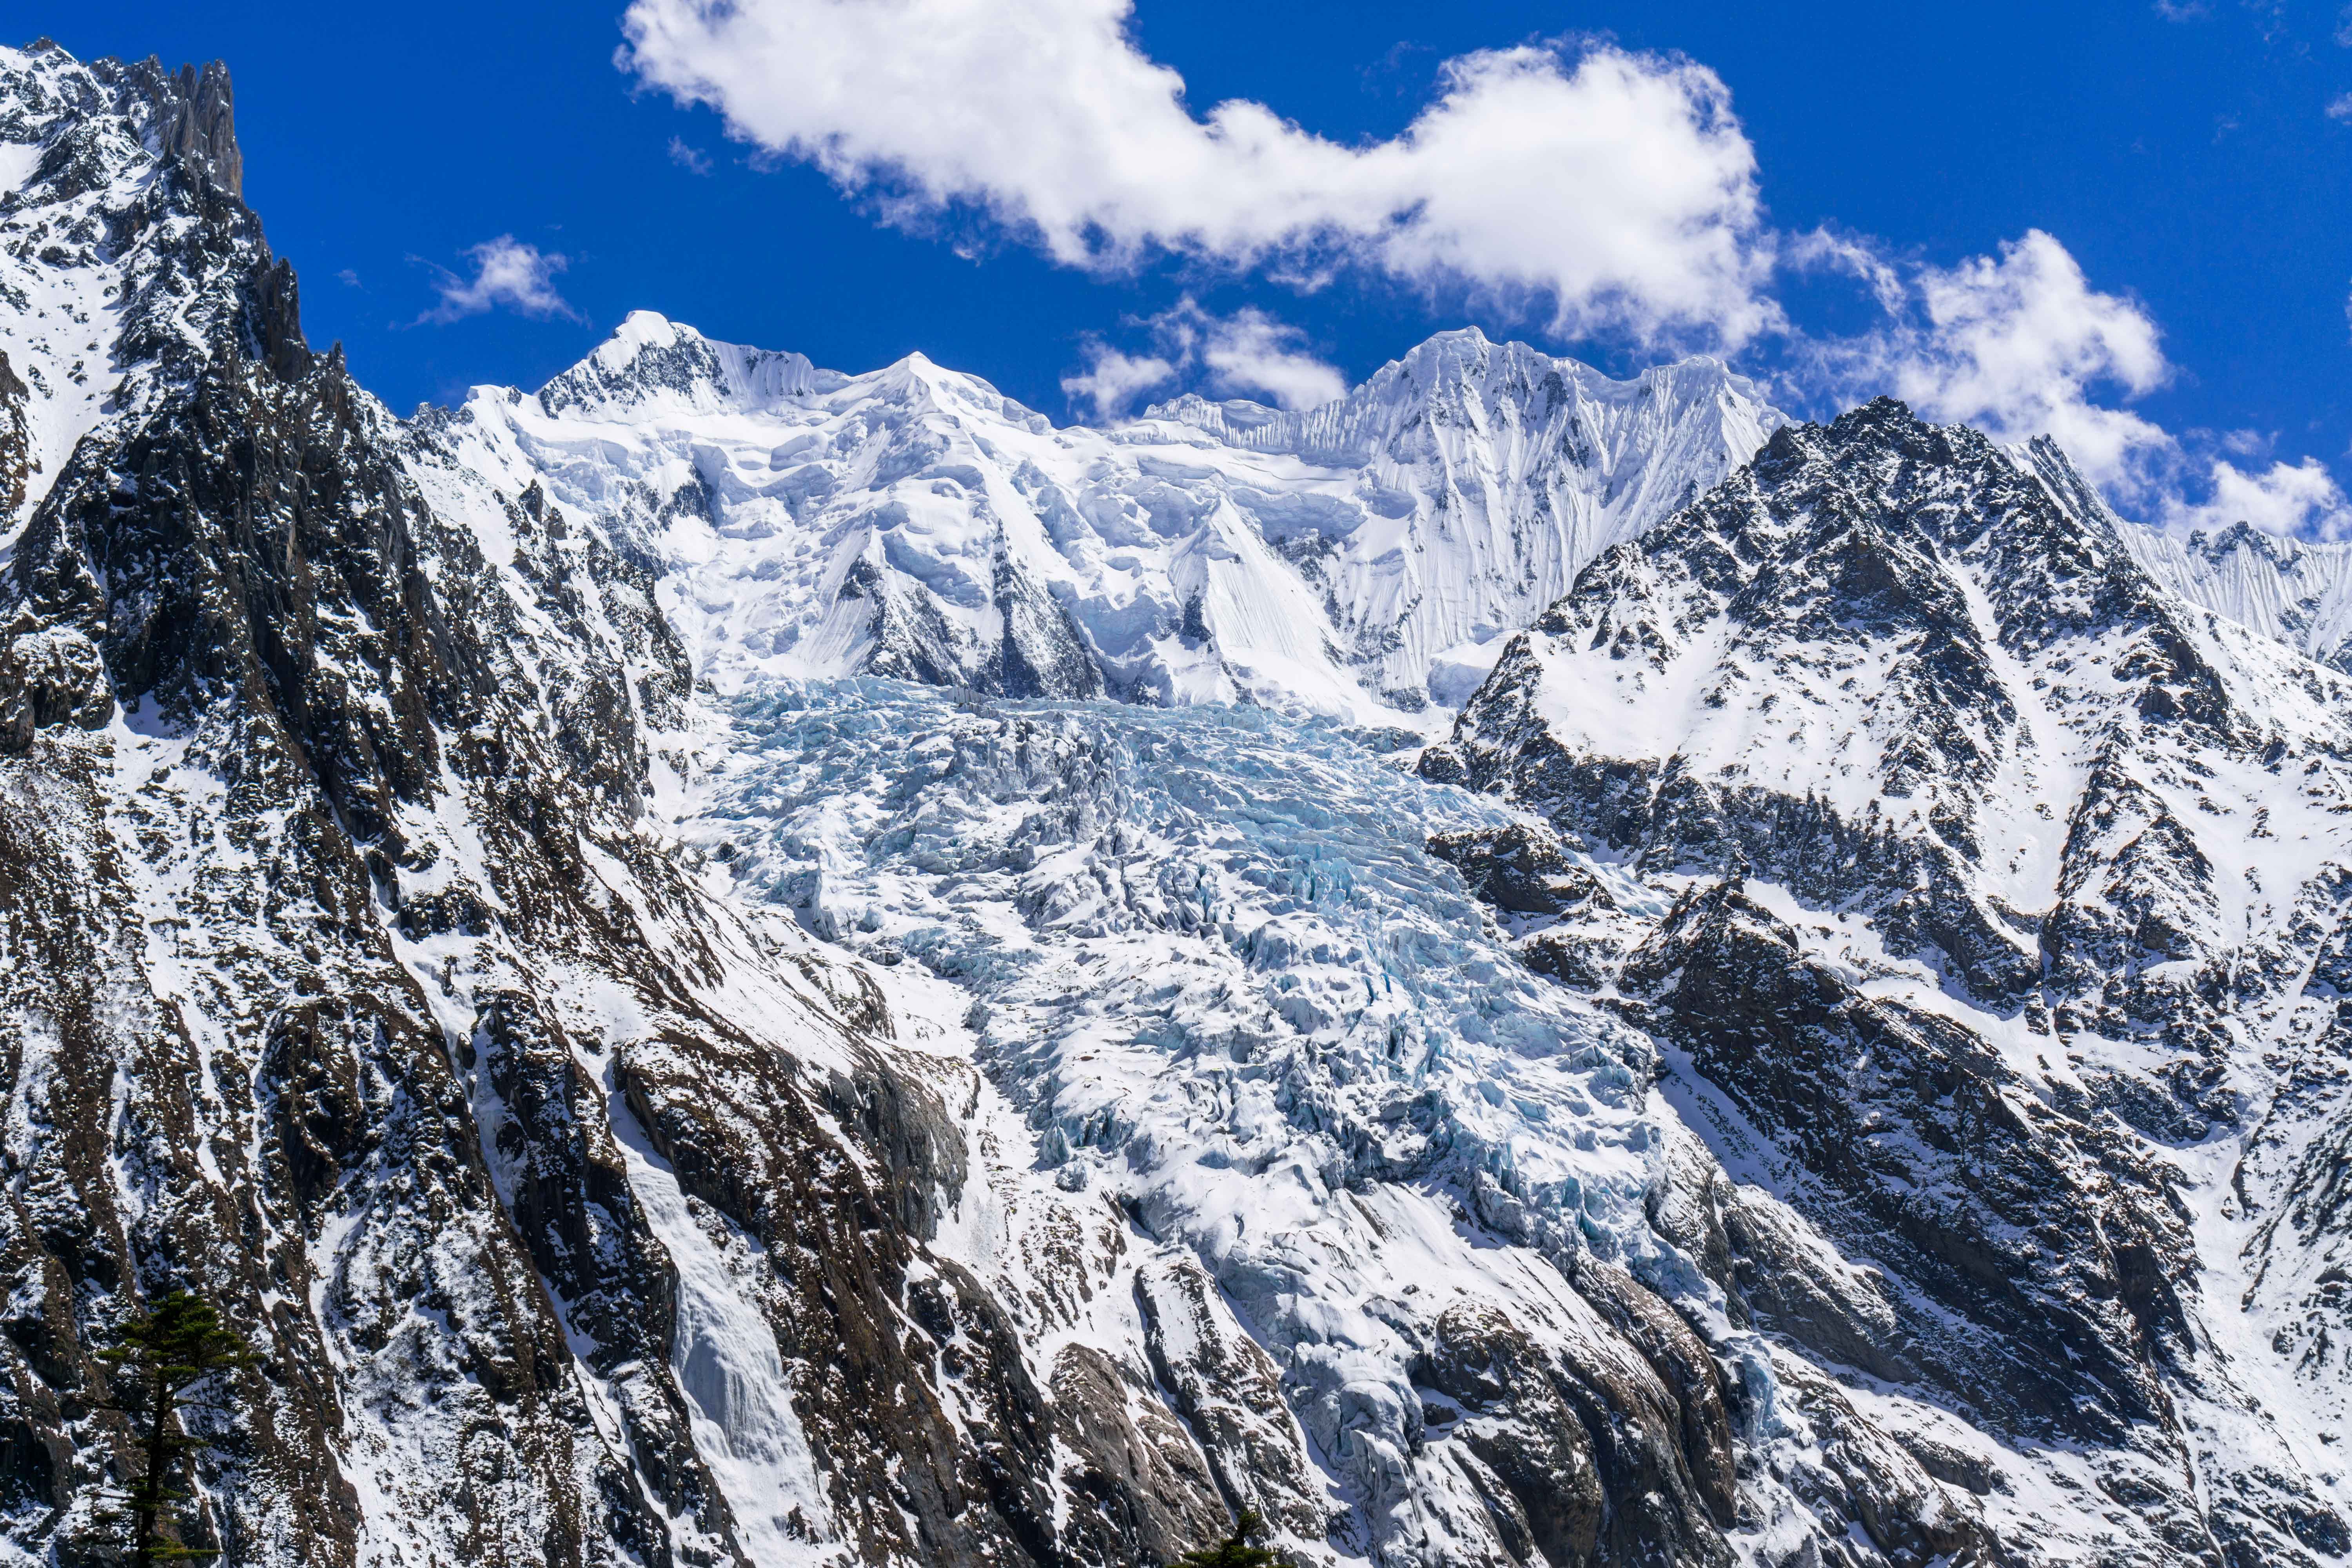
[1174, 1509, 1283, 1568]
[95, 1289, 258, 1568]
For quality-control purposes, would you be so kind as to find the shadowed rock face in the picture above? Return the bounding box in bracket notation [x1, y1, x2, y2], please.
[1416, 1305, 1609, 1567]
[1431, 399, 2352, 1566]
[0, 44, 1249, 1568]
[1619, 879, 2190, 1445]
[151, 59, 238, 196]
[1426, 821, 1613, 919]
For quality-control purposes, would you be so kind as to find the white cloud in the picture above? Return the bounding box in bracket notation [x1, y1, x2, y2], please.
[669, 136, 714, 174]
[1063, 299, 1345, 420]
[2161, 457, 2352, 539]
[1060, 345, 1179, 420]
[1788, 227, 1906, 314]
[1828, 230, 2170, 492]
[1192, 307, 1348, 410]
[620, 0, 1774, 345]
[419, 236, 581, 325]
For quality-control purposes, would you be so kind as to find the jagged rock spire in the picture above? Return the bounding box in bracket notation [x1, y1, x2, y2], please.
[148, 57, 240, 196]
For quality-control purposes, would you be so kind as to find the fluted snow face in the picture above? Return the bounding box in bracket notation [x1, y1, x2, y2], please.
[1145, 332, 1784, 704]
[430, 315, 1782, 724]
[2123, 521, 2352, 672]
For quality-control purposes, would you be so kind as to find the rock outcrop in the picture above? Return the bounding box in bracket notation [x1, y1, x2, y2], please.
[1429, 399, 2352, 1565]
[16, 34, 2352, 1568]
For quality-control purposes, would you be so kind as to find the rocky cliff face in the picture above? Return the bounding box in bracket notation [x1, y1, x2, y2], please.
[1427, 400, 2352, 1566]
[13, 34, 2352, 1568]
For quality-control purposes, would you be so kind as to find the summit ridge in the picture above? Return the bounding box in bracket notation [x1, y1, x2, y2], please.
[445, 307, 1785, 719]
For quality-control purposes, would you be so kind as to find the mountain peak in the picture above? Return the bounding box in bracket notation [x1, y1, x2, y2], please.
[537, 312, 831, 416]
[867, 346, 963, 394]
[2196, 517, 2293, 558]
[597, 308, 696, 359]
[147, 57, 240, 197]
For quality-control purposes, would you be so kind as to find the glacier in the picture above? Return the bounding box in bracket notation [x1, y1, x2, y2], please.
[15, 34, 2352, 1568]
[680, 677, 1996, 1564]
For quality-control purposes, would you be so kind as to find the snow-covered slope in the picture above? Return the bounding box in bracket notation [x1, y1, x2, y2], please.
[24, 31, 2352, 1568]
[2124, 520, 2352, 673]
[425, 310, 1781, 724]
[1430, 400, 2352, 1566]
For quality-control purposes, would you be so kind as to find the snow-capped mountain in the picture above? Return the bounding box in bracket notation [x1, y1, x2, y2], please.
[14, 34, 2352, 1568]
[1427, 401, 2352, 1565]
[424, 307, 1780, 723]
[2125, 519, 2352, 673]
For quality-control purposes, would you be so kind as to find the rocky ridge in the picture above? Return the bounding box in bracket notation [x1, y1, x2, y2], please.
[12, 33, 2352, 1568]
[1426, 400, 2352, 1566]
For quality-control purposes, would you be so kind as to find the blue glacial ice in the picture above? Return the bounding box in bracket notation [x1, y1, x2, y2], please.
[690, 678, 1728, 1550]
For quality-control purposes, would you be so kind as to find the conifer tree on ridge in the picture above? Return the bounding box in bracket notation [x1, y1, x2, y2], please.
[96, 1289, 258, 1568]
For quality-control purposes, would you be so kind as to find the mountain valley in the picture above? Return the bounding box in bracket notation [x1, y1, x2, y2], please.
[7, 40, 2352, 1568]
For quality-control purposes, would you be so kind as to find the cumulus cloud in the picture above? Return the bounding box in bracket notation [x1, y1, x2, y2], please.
[620, 0, 1773, 345]
[2159, 456, 2352, 540]
[1060, 345, 1180, 420]
[419, 236, 581, 325]
[1804, 229, 2351, 539]
[1063, 299, 1345, 419]
[669, 136, 714, 174]
[2330, 93, 2352, 122]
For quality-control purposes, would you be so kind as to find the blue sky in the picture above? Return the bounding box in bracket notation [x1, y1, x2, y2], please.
[24, 0, 2352, 535]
